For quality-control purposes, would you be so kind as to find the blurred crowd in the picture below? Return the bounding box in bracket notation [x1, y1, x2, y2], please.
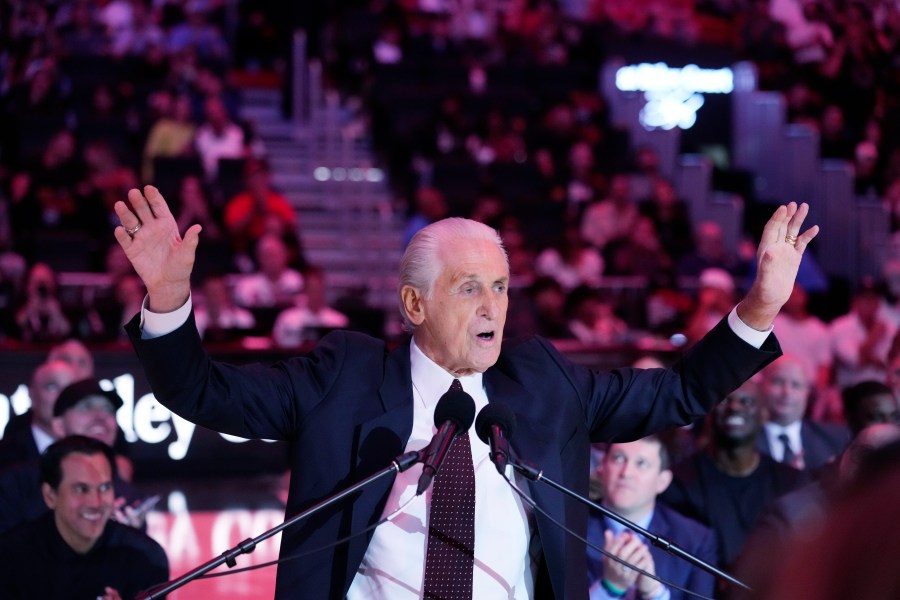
[1, 1, 899, 397]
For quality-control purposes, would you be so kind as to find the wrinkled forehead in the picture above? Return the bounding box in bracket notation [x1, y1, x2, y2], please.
[438, 238, 509, 278]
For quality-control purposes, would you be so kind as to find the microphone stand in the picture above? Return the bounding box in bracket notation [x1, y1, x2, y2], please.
[511, 460, 751, 591]
[135, 450, 423, 600]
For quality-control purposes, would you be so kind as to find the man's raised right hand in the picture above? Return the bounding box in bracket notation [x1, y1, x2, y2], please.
[113, 185, 201, 313]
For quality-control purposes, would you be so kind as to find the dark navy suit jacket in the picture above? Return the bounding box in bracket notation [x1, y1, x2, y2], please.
[126, 313, 779, 599]
[586, 503, 717, 600]
[0, 411, 40, 471]
[756, 420, 850, 473]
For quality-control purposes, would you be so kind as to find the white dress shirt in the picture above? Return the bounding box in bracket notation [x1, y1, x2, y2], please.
[763, 420, 803, 463]
[31, 424, 56, 454]
[347, 339, 536, 598]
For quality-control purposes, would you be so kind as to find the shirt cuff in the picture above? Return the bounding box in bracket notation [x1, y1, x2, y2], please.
[140, 293, 192, 339]
[647, 587, 671, 600]
[727, 306, 772, 349]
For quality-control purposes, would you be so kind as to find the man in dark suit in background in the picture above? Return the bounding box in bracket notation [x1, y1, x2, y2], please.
[112, 185, 817, 599]
[756, 354, 850, 474]
[588, 436, 716, 600]
[0, 360, 77, 471]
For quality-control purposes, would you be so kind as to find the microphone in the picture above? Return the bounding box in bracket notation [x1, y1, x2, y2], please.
[475, 403, 517, 474]
[416, 388, 476, 495]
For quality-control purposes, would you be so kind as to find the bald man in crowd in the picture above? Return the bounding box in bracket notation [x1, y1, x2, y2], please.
[0, 360, 77, 471]
[756, 355, 850, 475]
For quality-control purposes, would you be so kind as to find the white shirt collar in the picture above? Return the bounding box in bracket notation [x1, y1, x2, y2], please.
[764, 420, 803, 459]
[31, 423, 56, 454]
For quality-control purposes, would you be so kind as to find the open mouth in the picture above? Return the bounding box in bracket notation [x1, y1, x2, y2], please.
[477, 331, 495, 340]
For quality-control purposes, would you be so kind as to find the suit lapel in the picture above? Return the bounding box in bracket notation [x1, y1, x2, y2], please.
[484, 367, 570, 592]
[484, 367, 560, 486]
[346, 342, 416, 576]
[800, 422, 828, 469]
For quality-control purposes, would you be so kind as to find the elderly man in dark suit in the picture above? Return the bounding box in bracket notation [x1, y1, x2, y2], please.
[113, 185, 817, 599]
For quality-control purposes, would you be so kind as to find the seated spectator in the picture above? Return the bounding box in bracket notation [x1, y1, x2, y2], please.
[566, 286, 628, 346]
[683, 268, 736, 344]
[82, 274, 147, 342]
[175, 175, 223, 238]
[0, 379, 144, 535]
[818, 104, 855, 160]
[587, 436, 717, 600]
[167, 1, 228, 61]
[141, 92, 196, 182]
[272, 266, 349, 347]
[644, 272, 694, 337]
[534, 225, 604, 291]
[195, 94, 245, 180]
[223, 159, 297, 259]
[756, 355, 850, 475]
[628, 145, 664, 205]
[661, 381, 808, 570]
[527, 276, 575, 339]
[193, 274, 255, 342]
[58, 0, 108, 55]
[887, 332, 900, 401]
[0, 436, 168, 599]
[33, 128, 83, 192]
[106, 0, 164, 58]
[110, 274, 146, 338]
[0, 360, 77, 470]
[604, 216, 673, 280]
[580, 173, 639, 254]
[677, 221, 747, 279]
[639, 177, 695, 262]
[0, 238, 25, 338]
[47, 339, 95, 379]
[841, 380, 900, 436]
[402, 186, 448, 248]
[829, 278, 897, 388]
[14, 262, 71, 343]
[173, 174, 233, 278]
[772, 283, 832, 395]
[233, 233, 304, 310]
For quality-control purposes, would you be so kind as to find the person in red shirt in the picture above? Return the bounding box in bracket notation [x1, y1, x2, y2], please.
[223, 159, 297, 257]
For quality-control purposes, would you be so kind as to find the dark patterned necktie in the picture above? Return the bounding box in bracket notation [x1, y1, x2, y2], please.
[423, 379, 476, 599]
[779, 433, 796, 466]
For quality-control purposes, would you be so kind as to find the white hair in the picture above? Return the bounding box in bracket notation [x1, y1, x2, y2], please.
[397, 218, 507, 331]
